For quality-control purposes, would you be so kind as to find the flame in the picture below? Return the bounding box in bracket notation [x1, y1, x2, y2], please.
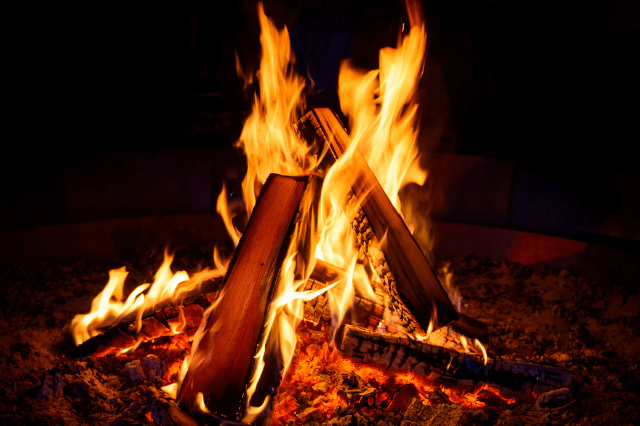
[310, 8, 430, 341]
[235, 2, 323, 216]
[70, 250, 226, 346]
[232, 5, 431, 419]
[244, 7, 431, 419]
[338, 25, 428, 211]
[216, 183, 241, 247]
[475, 339, 488, 366]
[460, 336, 470, 354]
[71, 1, 461, 422]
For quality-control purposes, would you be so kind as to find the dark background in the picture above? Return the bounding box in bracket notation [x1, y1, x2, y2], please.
[4, 0, 639, 237]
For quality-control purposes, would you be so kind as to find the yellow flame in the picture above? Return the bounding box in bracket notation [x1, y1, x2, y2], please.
[235, 2, 323, 216]
[236, 7, 430, 419]
[414, 319, 434, 342]
[460, 335, 470, 354]
[216, 183, 241, 247]
[195, 393, 210, 414]
[116, 339, 142, 356]
[475, 339, 488, 365]
[74, 3, 435, 423]
[161, 383, 178, 400]
[70, 267, 130, 345]
[70, 250, 226, 346]
[338, 25, 428, 211]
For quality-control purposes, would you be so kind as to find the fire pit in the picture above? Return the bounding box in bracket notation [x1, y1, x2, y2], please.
[1, 1, 638, 426]
[1, 251, 639, 425]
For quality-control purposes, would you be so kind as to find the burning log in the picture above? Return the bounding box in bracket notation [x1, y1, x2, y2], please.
[303, 259, 386, 329]
[338, 324, 572, 401]
[71, 258, 486, 358]
[113, 270, 224, 329]
[295, 108, 459, 334]
[177, 174, 316, 421]
[69, 287, 221, 358]
[70, 260, 384, 359]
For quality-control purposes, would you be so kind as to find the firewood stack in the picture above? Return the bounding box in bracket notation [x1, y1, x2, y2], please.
[70, 108, 571, 425]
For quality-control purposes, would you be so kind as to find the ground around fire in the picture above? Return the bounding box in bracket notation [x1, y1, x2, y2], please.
[0, 249, 638, 425]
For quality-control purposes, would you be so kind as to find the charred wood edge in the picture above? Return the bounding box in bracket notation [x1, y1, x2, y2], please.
[337, 325, 572, 402]
[150, 387, 269, 426]
[148, 387, 202, 426]
[451, 313, 489, 345]
[295, 108, 459, 333]
[293, 110, 420, 335]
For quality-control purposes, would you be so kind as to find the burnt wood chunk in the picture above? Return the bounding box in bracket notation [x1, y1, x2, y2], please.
[338, 325, 572, 401]
[451, 313, 489, 345]
[177, 174, 314, 421]
[302, 108, 458, 332]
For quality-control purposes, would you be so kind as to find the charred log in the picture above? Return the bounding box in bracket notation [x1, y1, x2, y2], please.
[337, 324, 572, 401]
[451, 313, 489, 345]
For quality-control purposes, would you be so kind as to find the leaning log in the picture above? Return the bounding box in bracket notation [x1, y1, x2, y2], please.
[338, 324, 572, 401]
[295, 108, 458, 333]
[177, 174, 316, 421]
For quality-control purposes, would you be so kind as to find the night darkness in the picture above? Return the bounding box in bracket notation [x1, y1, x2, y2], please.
[4, 0, 639, 238]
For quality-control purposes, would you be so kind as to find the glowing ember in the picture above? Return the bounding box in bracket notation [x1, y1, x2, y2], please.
[271, 323, 514, 424]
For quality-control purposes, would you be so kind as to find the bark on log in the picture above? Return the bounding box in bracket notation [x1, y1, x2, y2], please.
[337, 325, 572, 401]
[177, 174, 315, 421]
[295, 108, 458, 333]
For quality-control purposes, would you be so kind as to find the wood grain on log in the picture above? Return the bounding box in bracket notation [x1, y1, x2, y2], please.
[295, 108, 458, 333]
[177, 174, 314, 421]
[338, 325, 571, 401]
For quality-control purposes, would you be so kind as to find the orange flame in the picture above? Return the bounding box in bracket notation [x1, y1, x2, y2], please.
[70, 2, 475, 422]
[235, 2, 324, 216]
[70, 250, 226, 346]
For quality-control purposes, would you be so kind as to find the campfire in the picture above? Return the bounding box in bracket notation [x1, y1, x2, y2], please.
[3, 2, 639, 426]
[62, 2, 573, 424]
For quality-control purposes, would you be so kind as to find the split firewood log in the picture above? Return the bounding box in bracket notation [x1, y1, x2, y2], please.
[294, 108, 459, 335]
[177, 174, 316, 421]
